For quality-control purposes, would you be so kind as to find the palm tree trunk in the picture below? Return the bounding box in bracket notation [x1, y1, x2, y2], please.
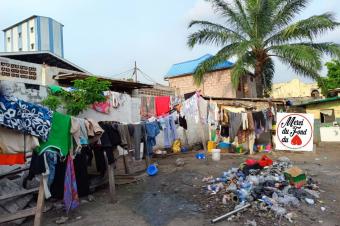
[255, 61, 264, 98]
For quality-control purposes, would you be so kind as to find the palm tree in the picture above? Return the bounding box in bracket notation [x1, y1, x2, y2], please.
[188, 0, 340, 97]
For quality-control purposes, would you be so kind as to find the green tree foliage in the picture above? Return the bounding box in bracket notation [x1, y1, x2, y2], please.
[317, 60, 340, 96]
[187, 0, 340, 97]
[42, 77, 111, 115]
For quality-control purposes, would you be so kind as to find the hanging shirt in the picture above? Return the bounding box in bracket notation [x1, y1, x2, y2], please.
[0, 95, 53, 141]
[145, 121, 160, 155]
[155, 96, 170, 117]
[36, 112, 72, 157]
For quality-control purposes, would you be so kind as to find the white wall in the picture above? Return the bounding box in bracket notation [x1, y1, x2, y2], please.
[0, 80, 48, 104]
[78, 93, 141, 124]
[5, 30, 11, 51]
[21, 22, 28, 51]
[12, 27, 18, 52]
[28, 19, 36, 50]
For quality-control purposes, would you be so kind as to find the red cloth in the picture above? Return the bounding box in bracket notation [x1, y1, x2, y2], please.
[0, 153, 25, 165]
[155, 96, 170, 117]
[245, 159, 258, 166]
[258, 155, 273, 167]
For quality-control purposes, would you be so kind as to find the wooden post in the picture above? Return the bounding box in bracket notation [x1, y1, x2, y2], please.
[104, 151, 117, 204]
[33, 175, 45, 226]
[108, 162, 117, 204]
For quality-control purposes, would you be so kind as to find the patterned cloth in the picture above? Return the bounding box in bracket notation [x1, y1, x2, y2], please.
[0, 95, 52, 141]
[141, 96, 156, 120]
[64, 155, 79, 213]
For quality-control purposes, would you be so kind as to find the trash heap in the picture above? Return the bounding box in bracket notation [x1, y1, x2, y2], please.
[202, 155, 320, 223]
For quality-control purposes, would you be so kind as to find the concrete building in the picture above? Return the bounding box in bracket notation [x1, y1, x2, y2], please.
[3, 15, 64, 57]
[271, 78, 321, 99]
[165, 54, 258, 98]
[0, 51, 86, 87]
[295, 96, 340, 143]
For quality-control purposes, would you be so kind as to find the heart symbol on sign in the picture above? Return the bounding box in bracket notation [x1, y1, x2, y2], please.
[291, 135, 302, 145]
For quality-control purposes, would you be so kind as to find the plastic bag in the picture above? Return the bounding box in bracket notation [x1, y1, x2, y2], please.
[172, 139, 181, 153]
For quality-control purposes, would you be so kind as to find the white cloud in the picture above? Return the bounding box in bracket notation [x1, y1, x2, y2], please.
[186, 0, 215, 21]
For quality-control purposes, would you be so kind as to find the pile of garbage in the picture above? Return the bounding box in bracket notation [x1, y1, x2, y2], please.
[202, 155, 320, 223]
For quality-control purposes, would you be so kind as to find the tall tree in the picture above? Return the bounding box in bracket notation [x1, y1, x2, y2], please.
[188, 0, 340, 97]
[317, 60, 340, 97]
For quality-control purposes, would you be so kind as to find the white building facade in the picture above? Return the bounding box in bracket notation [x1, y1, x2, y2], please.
[3, 15, 64, 58]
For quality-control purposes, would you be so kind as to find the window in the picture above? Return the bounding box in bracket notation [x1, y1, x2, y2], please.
[320, 109, 335, 123]
[30, 27, 34, 33]
[25, 83, 40, 90]
[18, 32, 21, 38]
[7, 37, 10, 42]
[31, 43, 34, 50]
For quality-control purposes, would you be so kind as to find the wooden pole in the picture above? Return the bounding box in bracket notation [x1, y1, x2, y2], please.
[108, 162, 117, 204]
[104, 151, 117, 204]
[33, 175, 45, 226]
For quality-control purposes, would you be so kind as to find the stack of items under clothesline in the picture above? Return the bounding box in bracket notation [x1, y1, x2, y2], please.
[209, 104, 278, 154]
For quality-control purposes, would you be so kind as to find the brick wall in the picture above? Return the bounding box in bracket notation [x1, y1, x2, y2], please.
[167, 69, 257, 98]
[138, 87, 174, 96]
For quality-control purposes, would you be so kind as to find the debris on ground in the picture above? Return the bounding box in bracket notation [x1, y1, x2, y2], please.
[200, 155, 320, 223]
[245, 219, 257, 226]
[55, 216, 69, 224]
[175, 158, 185, 167]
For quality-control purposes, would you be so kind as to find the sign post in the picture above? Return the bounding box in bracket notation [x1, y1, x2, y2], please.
[275, 113, 314, 152]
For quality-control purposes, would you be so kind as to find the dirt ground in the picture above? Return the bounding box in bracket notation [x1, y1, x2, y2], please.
[25, 143, 340, 226]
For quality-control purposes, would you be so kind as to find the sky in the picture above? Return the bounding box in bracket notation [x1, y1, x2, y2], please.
[1, 0, 340, 85]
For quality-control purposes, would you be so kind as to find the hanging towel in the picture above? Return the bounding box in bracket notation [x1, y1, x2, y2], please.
[228, 112, 242, 141]
[35, 112, 71, 157]
[155, 96, 170, 117]
[64, 155, 79, 213]
[241, 112, 249, 130]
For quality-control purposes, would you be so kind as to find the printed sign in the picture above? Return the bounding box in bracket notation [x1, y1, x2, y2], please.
[276, 113, 314, 151]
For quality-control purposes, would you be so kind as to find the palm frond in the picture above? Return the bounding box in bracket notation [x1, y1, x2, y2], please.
[193, 42, 251, 85]
[270, 44, 323, 70]
[187, 28, 240, 48]
[266, 13, 340, 45]
[207, 0, 251, 37]
[271, 0, 309, 31]
[278, 57, 320, 79]
[294, 42, 340, 59]
[187, 20, 246, 48]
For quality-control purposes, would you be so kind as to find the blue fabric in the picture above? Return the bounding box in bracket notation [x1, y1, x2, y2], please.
[45, 150, 58, 186]
[0, 95, 52, 141]
[145, 121, 160, 155]
[163, 115, 178, 148]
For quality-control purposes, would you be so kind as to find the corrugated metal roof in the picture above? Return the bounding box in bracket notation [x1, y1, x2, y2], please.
[165, 54, 233, 79]
[295, 96, 340, 107]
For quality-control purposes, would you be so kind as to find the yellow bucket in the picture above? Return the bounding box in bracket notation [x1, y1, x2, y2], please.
[207, 141, 217, 153]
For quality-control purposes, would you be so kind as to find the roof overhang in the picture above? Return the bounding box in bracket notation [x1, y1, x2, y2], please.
[54, 73, 153, 92]
[0, 51, 87, 73]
